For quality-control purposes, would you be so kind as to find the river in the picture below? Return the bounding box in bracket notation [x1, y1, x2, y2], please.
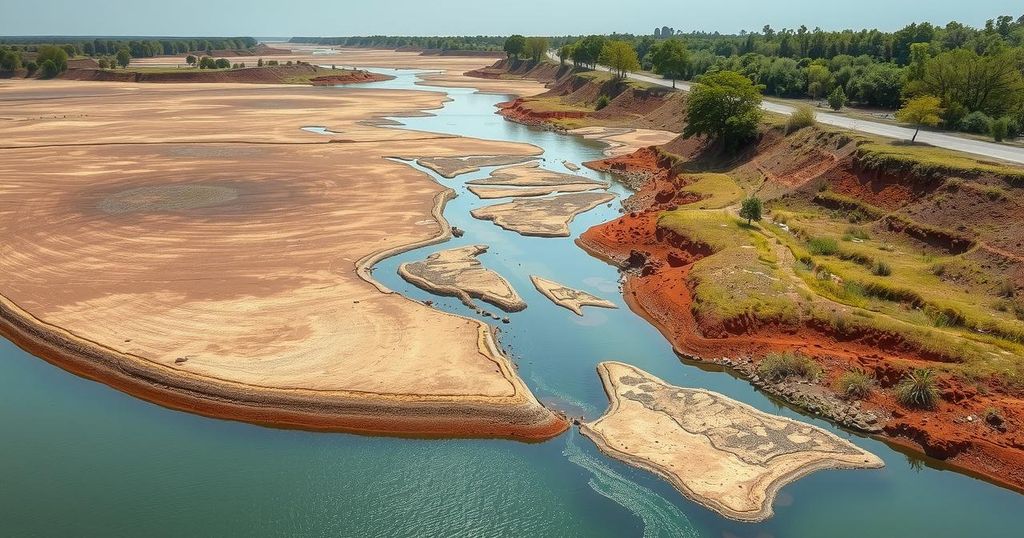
[1, 67, 1021, 537]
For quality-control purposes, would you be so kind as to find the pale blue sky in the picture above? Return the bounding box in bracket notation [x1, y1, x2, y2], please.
[5, 0, 1021, 36]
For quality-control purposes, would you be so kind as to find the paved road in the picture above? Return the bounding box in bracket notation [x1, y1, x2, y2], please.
[547, 52, 1024, 165]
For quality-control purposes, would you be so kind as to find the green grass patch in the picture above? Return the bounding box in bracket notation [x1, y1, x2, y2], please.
[678, 173, 744, 209]
[857, 142, 1024, 185]
[757, 352, 822, 382]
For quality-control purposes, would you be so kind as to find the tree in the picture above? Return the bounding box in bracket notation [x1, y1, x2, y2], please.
[650, 39, 688, 88]
[24, 61, 38, 76]
[503, 35, 526, 60]
[570, 35, 607, 69]
[895, 95, 943, 142]
[805, 64, 831, 99]
[740, 197, 763, 225]
[0, 50, 22, 72]
[557, 45, 571, 66]
[918, 49, 1024, 121]
[683, 71, 764, 151]
[827, 86, 847, 110]
[115, 49, 131, 68]
[257, 58, 264, 67]
[214, 58, 231, 69]
[35, 45, 68, 73]
[599, 40, 640, 79]
[524, 37, 549, 63]
[39, 59, 59, 79]
[186, 54, 197, 66]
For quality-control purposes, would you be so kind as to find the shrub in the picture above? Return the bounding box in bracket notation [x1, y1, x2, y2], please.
[991, 117, 1011, 142]
[24, 61, 38, 76]
[894, 368, 939, 409]
[835, 369, 875, 399]
[595, 94, 610, 110]
[845, 226, 870, 240]
[807, 237, 839, 256]
[959, 111, 993, 134]
[757, 352, 822, 382]
[827, 86, 846, 111]
[786, 105, 817, 133]
[39, 59, 59, 79]
[872, 260, 892, 276]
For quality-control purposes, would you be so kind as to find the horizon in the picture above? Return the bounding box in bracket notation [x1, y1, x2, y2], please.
[4, 0, 1022, 37]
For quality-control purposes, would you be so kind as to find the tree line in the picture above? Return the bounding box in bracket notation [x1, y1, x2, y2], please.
[290, 36, 506, 51]
[0, 37, 257, 58]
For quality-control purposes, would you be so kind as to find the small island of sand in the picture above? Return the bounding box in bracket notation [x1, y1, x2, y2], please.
[471, 192, 616, 237]
[530, 276, 617, 316]
[399, 245, 527, 312]
[581, 362, 884, 522]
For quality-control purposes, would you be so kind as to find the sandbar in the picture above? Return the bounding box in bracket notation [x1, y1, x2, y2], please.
[471, 192, 616, 237]
[467, 183, 604, 199]
[530, 276, 617, 316]
[399, 245, 526, 312]
[415, 155, 538, 178]
[581, 362, 884, 522]
[467, 161, 606, 187]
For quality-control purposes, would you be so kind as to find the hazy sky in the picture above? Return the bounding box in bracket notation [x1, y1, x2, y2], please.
[5, 0, 1022, 36]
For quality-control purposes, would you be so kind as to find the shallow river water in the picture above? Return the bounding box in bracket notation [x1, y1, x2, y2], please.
[2, 68, 1023, 537]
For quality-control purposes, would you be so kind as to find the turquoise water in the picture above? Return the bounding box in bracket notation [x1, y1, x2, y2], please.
[2, 68, 1022, 537]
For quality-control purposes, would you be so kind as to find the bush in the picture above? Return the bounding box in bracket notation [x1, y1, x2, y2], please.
[807, 237, 839, 256]
[39, 59, 59, 79]
[835, 369, 875, 399]
[786, 105, 817, 133]
[991, 117, 1011, 142]
[827, 86, 847, 111]
[595, 95, 610, 110]
[959, 111, 993, 134]
[757, 352, 822, 382]
[844, 226, 870, 241]
[24, 61, 38, 76]
[872, 260, 892, 276]
[214, 58, 231, 69]
[894, 368, 939, 409]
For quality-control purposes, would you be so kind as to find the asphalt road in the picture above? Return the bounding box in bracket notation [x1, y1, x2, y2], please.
[546, 52, 1024, 165]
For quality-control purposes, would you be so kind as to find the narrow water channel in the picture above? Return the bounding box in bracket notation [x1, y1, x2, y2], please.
[1, 67, 1021, 537]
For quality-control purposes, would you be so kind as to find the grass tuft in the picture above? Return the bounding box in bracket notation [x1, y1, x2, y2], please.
[757, 352, 822, 382]
[894, 368, 940, 409]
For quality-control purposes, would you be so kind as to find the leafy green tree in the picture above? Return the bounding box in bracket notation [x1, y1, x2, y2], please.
[570, 35, 607, 69]
[214, 58, 231, 69]
[35, 45, 68, 73]
[115, 49, 131, 68]
[557, 45, 571, 66]
[0, 50, 22, 72]
[524, 36, 549, 63]
[97, 58, 109, 69]
[827, 86, 847, 110]
[683, 70, 764, 151]
[740, 197, 763, 225]
[805, 64, 830, 99]
[257, 58, 264, 67]
[24, 61, 38, 76]
[503, 35, 526, 60]
[919, 49, 1024, 121]
[895, 95, 943, 142]
[650, 39, 688, 88]
[599, 40, 640, 79]
[39, 59, 59, 79]
[186, 54, 197, 66]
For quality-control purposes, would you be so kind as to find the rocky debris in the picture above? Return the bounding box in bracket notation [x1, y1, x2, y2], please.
[451, 227, 465, 238]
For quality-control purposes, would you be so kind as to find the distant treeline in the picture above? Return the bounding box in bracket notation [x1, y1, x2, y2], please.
[0, 37, 258, 58]
[290, 36, 505, 51]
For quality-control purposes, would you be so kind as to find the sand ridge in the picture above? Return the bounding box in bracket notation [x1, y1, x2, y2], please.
[530, 276, 617, 316]
[581, 362, 884, 522]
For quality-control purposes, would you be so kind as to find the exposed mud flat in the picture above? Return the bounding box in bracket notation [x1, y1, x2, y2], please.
[0, 57, 565, 440]
[413, 155, 538, 178]
[399, 245, 527, 312]
[467, 161, 608, 187]
[530, 276, 617, 316]
[471, 192, 616, 237]
[582, 362, 883, 522]
[467, 183, 604, 199]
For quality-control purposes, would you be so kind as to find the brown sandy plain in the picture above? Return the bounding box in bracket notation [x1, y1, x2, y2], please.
[0, 48, 568, 439]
